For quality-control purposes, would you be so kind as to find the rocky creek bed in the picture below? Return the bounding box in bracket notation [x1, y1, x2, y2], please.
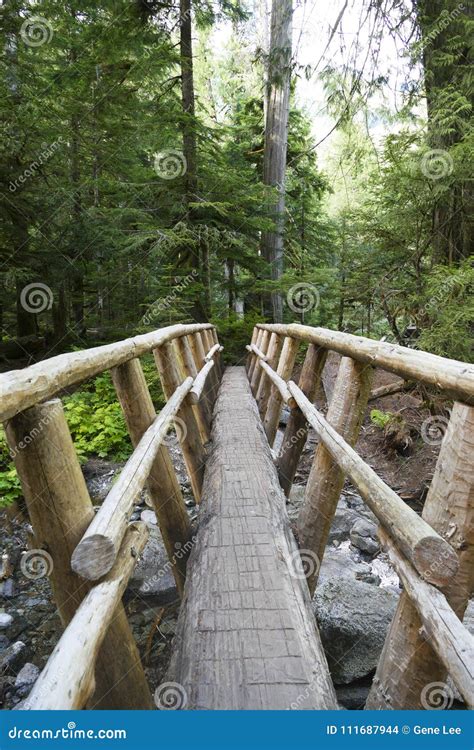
[0, 428, 471, 710]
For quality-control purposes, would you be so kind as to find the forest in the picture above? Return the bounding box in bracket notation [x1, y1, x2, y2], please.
[0, 0, 473, 720]
[1, 0, 472, 362]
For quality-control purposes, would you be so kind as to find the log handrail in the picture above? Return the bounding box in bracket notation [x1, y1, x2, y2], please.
[0, 323, 214, 422]
[245, 343, 268, 362]
[258, 360, 296, 409]
[256, 323, 474, 405]
[288, 381, 459, 587]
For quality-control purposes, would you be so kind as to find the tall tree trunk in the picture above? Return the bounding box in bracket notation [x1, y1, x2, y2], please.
[179, 0, 207, 322]
[417, 0, 472, 263]
[260, 0, 293, 323]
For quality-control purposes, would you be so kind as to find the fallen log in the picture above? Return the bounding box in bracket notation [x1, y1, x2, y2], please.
[288, 381, 459, 587]
[368, 380, 414, 402]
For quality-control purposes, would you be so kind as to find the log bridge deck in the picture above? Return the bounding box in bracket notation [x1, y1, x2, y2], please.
[168, 367, 336, 709]
[2, 322, 472, 710]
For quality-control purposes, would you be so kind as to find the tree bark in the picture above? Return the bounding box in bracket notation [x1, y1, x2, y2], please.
[260, 0, 293, 322]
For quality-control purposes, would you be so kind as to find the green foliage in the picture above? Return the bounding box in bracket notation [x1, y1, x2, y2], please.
[0, 360, 165, 506]
[370, 409, 394, 430]
[213, 312, 263, 365]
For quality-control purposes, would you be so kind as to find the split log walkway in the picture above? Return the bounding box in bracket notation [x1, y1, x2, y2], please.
[168, 367, 336, 709]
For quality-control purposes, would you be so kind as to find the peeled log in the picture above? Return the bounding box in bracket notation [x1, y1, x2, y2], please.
[23, 524, 148, 710]
[168, 368, 337, 709]
[71, 378, 193, 580]
[289, 382, 459, 587]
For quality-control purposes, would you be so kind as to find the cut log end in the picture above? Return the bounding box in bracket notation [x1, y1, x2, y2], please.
[413, 537, 459, 587]
[71, 535, 116, 581]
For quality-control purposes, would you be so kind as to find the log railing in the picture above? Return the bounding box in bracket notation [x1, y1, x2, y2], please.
[246, 323, 474, 710]
[1, 324, 222, 710]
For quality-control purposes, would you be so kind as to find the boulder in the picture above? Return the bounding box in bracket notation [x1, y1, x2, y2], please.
[350, 518, 380, 555]
[0, 613, 13, 630]
[318, 548, 374, 585]
[314, 578, 399, 684]
[14, 663, 40, 698]
[328, 507, 362, 545]
[0, 641, 27, 675]
[128, 526, 177, 604]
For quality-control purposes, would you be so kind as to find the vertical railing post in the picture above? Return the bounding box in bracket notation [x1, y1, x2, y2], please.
[111, 358, 192, 595]
[201, 329, 220, 406]
[250, 329, 270, 396]
[174, 335, 211, 443]
[248, 328, 264, 383]
[298, 356, 374, 595]
[263, 336, 299, 447]
[246, 327, 259, 374]
[256, 332, 282, 416]
[366, 401, 474, 709]
[188, 332, 213, 421]
[5, 400, 153, 709]
[277, 344, 328, 496]
[154, 341, 206, 502]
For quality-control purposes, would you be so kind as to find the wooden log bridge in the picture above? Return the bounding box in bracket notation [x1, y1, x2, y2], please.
[167, 367, 337, 709]
[0, 321, 473, 710]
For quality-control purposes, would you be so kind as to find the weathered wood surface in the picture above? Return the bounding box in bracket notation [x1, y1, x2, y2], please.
[23, 524, 149, 710]
[154, 342, 206, 502]
[257, 332, 282, 415]
[189, 360, 215, 404]
[71, 377, 193, 581]
[5, 400, 153, 709]
[168, 367, 337, 709]
[289, 382, 459, 588]
[175, 335, 211, 443]
[111, 358, 191, 595]
[252, 330, 271, 397]
[277, 344, 327, 496]
[0, 323, 214, 422]
[258, 360, 296, 409]
[368, 380, 414, 402]
[256, 323, 474, 405]
[376, 530, 474, 709]
[296, 357, 373, 593]
[367, 402, 474, 709]
[263, 336, 299, 446]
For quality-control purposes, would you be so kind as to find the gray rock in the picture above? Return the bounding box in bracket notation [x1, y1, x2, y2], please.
[350, 518, 380, 555]
[0, 635, 10, 651]
[0, 580, 17, 599]
[0, 613, 13, 630]
[328, 507, 362, 545]
[0, 641, 27, 674]
[15, 663, 39, 688]
[314, 579, 399, 684]
[336, 682, 370, 710]
[128, 526, 177, 603]
[141, 509, 157, 526]
[318, 548, 373, 585]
